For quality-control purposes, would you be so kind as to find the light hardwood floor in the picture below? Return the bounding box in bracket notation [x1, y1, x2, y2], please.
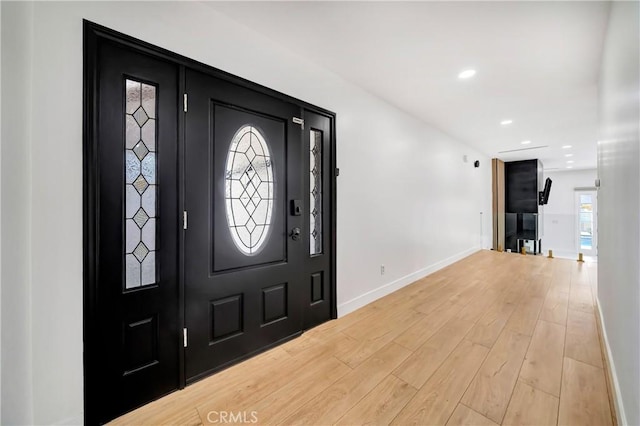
[111, 250, 614, 425]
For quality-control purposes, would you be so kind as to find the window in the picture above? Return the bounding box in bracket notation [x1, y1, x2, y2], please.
[224, 125, 274, 255]
[310, 129, 323, 255]
[124, 79, 157, 288]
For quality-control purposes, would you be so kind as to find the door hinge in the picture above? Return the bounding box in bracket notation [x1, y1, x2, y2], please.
[183, 210, 188, 230]
[292, 117, 304, 129]
[336, 167, 340, 177]
[183, 328, 188, 348]
[183, 93, 188, 113]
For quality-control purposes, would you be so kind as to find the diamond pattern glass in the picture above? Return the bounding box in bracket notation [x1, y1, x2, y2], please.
[133, 242, 150, 262]
[133, 141, 149, 160]
[133, 175, 149, 194]
[133, 106, 149, 127]
[310, 130, 322, 255]
[125, 79, 157, 288]
[225, 126, 274, 255]
[133, 208, 150, 229]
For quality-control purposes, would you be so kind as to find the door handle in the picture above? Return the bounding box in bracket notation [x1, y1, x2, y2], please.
[290, 227, 301, 241]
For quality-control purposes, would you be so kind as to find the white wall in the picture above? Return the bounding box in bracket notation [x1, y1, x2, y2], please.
[1, 2, 492, 424]
[542, 168, 597, 258]
[1, 2, 34, 425]
[597, 1, 640, 425]
[0, 2, 3, 421]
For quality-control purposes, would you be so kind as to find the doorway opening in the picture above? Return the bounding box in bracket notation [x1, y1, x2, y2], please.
[576, 190, 597, 257]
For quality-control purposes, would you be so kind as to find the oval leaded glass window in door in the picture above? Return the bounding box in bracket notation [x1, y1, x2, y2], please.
[225, 125, 274, 255]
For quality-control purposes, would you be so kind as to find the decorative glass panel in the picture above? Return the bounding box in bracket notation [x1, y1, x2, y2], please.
[225, 125, 274, 255]
[310, 130, 323, 255]
[125, 79, 157, 289]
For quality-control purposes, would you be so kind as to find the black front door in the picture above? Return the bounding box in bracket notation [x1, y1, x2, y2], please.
[184, 69, 307, 381]
[86, 22, 336, 424]
[87, 37, 180, 423]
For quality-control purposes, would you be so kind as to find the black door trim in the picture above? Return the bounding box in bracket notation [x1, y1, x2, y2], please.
[83, 20, 336, 425]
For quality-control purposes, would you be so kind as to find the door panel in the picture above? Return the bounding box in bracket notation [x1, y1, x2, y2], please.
[304, 111, 334, 328]
[184, 69, 304, 381]
[91, 39, 179, 423]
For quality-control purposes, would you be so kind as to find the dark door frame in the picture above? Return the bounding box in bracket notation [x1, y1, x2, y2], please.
[83, 20, 337, 425]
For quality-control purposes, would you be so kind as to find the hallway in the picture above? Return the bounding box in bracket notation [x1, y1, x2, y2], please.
[111, 250, 613, 425]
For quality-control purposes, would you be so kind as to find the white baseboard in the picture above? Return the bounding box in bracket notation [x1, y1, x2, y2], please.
[596, 299, 628, 426]
[337, 246, 481, 317]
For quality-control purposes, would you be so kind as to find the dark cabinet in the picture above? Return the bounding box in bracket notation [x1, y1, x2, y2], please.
[504, 159, 544, 253]
[505, 213, 542, 254]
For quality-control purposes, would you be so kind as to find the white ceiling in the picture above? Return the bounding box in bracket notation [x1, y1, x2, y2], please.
[209, 1, 610, 171]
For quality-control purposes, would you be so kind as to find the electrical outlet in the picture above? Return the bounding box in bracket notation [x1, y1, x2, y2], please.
[380, 265, 385, 275]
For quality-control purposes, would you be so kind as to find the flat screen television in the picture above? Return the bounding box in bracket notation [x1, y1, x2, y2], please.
[539, 177, 552, 205]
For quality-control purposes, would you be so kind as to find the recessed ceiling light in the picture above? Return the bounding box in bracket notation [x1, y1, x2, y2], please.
[562, 145, 572, 149]
[500, 120, 513, 125]
[567, 160, 574, 164]
[567, 166, 573, 169]
[521, 140, 531, 145]
[458, 69, 476, 79]
[565, 154, 573, 157]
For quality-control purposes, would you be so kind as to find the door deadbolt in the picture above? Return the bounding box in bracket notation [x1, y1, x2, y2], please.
[290, 227, 301, 241]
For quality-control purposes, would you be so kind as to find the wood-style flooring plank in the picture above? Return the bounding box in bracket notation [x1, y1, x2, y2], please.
[319, 303, 380, 333]
[525, 276, 551, 299]
[412, 285, 461, 316]
[568, 284, 593, 314]
[285, 329, 359, 359]
[335, 375, 417, 426]
[565, 308, 603, 368]
[549, 262, 572, 293]
[519, 319, 565, 396]
[338, 308, 423, 368]
[456, 289, 502, 323]
[572, 263, 590, 287]
[558, 357, 612, 426]
[231, 356, 351, 425]
[393, 317, 476, 389]
[505, 296, 544, 336]
[461, 329, 531, 423]
[283, 342, 411, 425]
[446, 404, 498, 426]
[193, 334, 353, 414]
[465, 300, 517, 348]
[111, 404, 202, 426]
[394, 300, 463, 351]
[502, 380, 559, 426]
[448, 279, 487, 306]
[391, 339, 489, 425]
[539, 286, 569, 326]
